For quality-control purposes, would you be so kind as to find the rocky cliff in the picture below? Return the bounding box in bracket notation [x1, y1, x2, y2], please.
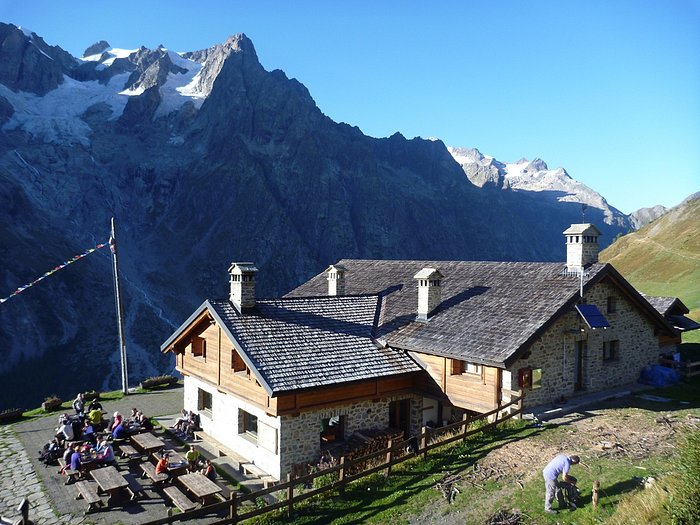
[0, 24, 632, 408]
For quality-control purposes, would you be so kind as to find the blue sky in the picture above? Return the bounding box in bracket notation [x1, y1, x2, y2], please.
[1, 0, 698, 214]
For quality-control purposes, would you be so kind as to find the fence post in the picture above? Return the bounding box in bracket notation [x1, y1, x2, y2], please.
[462, 413, 469, 442]
[166, 507, 173, 524]
[384, 439, 393, 478]
[287, 472, 294, 518]
[229, 491, 237, 522]
[421, 426, 428, 459]
[592, 480, 600, 508]
[339, 456, 346, 495]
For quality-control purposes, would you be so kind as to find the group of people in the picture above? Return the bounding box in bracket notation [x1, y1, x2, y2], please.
[170, 409, 200, 439]
[108, 407, 153, 440]
[154, 445, 216, 481]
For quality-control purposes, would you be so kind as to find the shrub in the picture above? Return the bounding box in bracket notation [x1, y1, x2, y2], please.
[0, 408, 24, 422]
[83, 390, 99, 401]
[139, 375, 178, 389]
[669, 428, 700, 524]
[42, 395, 62, 412]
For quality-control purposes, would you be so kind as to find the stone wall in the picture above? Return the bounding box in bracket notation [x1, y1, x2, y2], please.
[278, 394, 419, 476]
[506, 280, 660, 408]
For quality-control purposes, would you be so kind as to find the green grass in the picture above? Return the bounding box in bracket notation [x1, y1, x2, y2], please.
[245, 380, 700, 525]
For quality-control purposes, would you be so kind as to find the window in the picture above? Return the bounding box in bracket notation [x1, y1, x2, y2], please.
[531, 368, 542, 390]
[239, 409, 258, 439]
[191, 336, 206, 359]
[465, 362, 482, 375]
[607, 296, 618, 314]
[231, 349, 246, 372]
[603, 340, 619, 361]
[197, 388, 212, 413]
[451, 360, 481, 376]
[320, 415, 345, 443]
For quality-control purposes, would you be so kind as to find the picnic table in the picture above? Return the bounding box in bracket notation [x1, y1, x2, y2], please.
[90, 465, 129, 506]
[154, 449, 188, 476]
[178, 472, 222, 505]
[130, 432, 164, 455]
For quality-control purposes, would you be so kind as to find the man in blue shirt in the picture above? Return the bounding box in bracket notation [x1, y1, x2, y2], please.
[542, 454, 580, 513]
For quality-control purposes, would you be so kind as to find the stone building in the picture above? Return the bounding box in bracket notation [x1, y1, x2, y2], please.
[162, 224, 686, 481]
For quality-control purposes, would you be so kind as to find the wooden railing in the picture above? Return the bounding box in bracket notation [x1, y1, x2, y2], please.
[141, 394, 524, 525]
[659, 358, 700, 378]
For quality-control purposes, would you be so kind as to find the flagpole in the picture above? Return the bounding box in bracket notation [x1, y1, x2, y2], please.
[110, 217, 129, 395]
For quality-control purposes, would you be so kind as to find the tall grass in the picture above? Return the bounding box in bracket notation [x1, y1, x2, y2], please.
[668, 428, 700, 524]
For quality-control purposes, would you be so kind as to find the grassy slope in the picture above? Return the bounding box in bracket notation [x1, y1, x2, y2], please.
[600, 196, 700, 343]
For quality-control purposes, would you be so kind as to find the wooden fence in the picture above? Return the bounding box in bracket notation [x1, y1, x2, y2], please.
[142, 395, 523, 525]
[659, 358, 700, 378]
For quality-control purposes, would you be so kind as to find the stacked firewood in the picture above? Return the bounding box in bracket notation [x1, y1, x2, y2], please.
[324, 428, 404, 475]
[484, 509, 525, 524]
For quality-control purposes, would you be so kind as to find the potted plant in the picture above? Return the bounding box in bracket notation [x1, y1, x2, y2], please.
[42, 395, 62, 412]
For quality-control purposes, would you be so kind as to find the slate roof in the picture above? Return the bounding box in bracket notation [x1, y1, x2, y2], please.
[173, 295, 422, 395]
[641, 294, 700, 332]
[287, 259, 671, 368]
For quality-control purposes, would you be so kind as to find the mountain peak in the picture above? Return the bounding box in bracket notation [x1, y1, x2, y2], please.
[83, 40, 110, 58]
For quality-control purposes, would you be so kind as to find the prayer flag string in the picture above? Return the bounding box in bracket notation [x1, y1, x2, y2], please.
[0, 241, 110, 305]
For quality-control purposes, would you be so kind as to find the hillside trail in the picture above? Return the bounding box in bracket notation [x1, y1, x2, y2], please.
[407, 396, 695, 525]
[625, 236, 700, 262]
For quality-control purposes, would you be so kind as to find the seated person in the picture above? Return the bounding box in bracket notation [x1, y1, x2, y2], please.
[136, 411, 153, 430]
[155, 453, 170, 476]
[95, 440, 115, 464]
[83, 420, 96, 445]
[69, 444, 82, 472]
[201, 459, 216, 481]
[172, 409, 188, 432]
[184, 412, 201, 439]
[72, 393, 86, 418]
[112, 422, 128, 440]
[55, 419, 75, 446]
[185, 445, 200, 471]
[87, 398, 103, 412]
[109, 411, 123, 432]
[88, 407, 104, 430]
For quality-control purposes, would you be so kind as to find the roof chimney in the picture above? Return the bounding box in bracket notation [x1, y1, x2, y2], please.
[326, 264, 348, 296]
[414, 267, 443, 322]
[228, 262, 258, 312]
[564, 224, 601, 273]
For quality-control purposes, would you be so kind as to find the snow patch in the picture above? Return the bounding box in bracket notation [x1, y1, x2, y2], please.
[0, 73, 132, 146]
[154, 58, 205, 118]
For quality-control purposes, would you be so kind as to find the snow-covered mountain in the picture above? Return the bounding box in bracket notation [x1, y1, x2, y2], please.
[448, 147, 631, 228]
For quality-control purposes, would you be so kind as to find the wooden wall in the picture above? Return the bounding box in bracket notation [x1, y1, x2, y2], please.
[416, 353, 499, 413]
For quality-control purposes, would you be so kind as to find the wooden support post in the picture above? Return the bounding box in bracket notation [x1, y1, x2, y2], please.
[166, 507, 173, 524]
[421, 426, 428, 459]
[287, 473, 294, 518]
[339, 456, 346, 495]
[229, 491, 237, 521]
[462, 413, 469, 442]
[384, 439, 393, 477]
[592, 480, 600, 508]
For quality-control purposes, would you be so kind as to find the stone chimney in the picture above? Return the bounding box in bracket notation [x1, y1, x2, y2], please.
[228, 262, 258, 312]
[414, 267, 444, 322]
[326, 264, 348, 296]
[563, 224, 601, 273]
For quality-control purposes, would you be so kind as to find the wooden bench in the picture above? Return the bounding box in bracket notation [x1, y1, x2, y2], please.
[123, 472, 146, 501]
[74, 480, 104, 514]
[261, 475, 278, 489]
[118, 444, 142, 460]
[140, 462, 169, 486]
[58, 457, 81, 485]
[163, 485, 196, 512]
[240, 462, 266, 478]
